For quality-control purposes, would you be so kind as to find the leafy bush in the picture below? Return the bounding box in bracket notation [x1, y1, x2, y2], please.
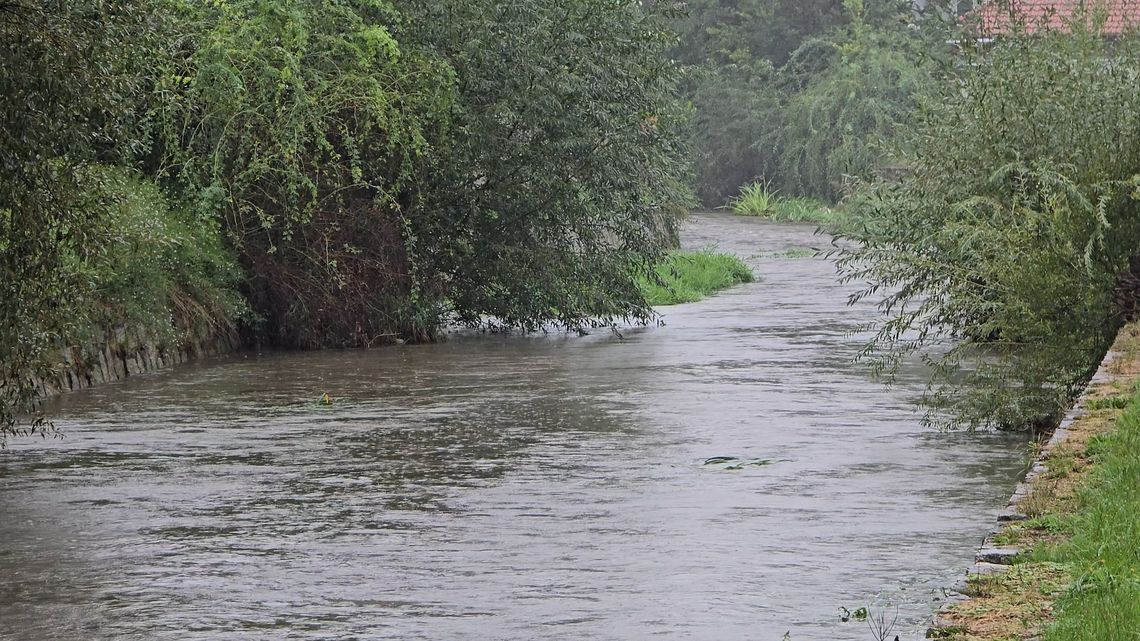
[157, 0, 456, 348]
[762, 6, 934, 201]
[75, 168, 246, 346]
[686, 62, 780, 207]
[0, 0, 157, 435]
[396, 0, 692, 332]
[773, 197, 840, 224]
[838, 26, 1140, 430]
[675, 0, 928, 206]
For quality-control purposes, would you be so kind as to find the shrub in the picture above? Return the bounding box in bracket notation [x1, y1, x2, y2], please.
[75, 168, 246, 346]
[838, 25, 1140, 430]
[686, 63, 780, 207]
[728, 182, 848, 227]
[0, 0, 157, 435]
[156, 0, 455, 348]
[674, 0, 928, 206]
[762, 9, 933, 201]
[396, 0, 692, 332]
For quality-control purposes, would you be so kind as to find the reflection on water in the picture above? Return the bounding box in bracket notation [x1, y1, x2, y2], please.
[0, 214, 1026, 641]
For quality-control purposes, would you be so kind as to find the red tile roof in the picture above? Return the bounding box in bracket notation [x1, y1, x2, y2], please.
[967, 0, 1140, 36]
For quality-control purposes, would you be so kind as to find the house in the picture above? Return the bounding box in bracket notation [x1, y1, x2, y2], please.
[966, 0, 1140, 36]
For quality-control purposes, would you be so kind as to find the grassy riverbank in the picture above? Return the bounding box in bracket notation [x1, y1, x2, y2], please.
[640, 251, 754, 306]
[935, 326, 1140, 640]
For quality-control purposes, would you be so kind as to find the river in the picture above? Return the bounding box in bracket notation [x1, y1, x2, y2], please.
[0, 213, 1026, 641]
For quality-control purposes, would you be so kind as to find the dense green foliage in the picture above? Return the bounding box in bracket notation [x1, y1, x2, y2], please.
[395, 0, 690, 332]
[157, 0, 454, 347]
[729, 180, 780, 217]
[675, 0, 931, 205]
[154, 0, 691, 345]
[0, 0, 692, 437]
[1037, 393, 1140, 639]
[13, 0, 1133, 441]
[78, 168, 246, 343]
[762, 15, 933, 201]
[0, 0, 244, 435]
[639, 251, 754, 306]
[839, 27, 1140, 429]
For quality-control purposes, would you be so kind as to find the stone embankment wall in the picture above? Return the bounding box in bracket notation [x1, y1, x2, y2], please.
[35, 327, 239, 398]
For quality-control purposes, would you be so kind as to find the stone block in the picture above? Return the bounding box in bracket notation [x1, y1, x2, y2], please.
[969, 562, 1011, 576]
[997, 508, 1028, 522]
[976, 546, 1021, 565]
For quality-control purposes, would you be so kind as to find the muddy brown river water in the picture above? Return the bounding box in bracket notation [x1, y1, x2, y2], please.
[0, 213, 1027, 641]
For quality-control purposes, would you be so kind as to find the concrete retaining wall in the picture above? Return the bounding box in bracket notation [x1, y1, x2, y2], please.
[33, 326, 239, 398]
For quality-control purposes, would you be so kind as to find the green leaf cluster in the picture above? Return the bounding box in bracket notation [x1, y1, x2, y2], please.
[0, 1, 243, 436]
[155, 0, 457, 348]
[396, 0, 692, 332]
[838, 25, 1140, 430]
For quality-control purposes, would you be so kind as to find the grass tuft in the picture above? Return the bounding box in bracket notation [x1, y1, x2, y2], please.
[640, 250, 754, 306]
[727, 181, 847, 227]
[727, 180, 780, 216]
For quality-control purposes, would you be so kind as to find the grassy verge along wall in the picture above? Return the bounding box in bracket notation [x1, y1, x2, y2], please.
[928, 323, 1140, 641]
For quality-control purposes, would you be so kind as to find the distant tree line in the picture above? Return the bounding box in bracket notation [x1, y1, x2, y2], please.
[674, 0, 939, 205]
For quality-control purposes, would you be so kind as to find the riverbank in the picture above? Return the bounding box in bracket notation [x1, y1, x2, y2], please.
[930, 323, 1140, 640]
[31, 326, 239, 399]
[25, 246, 748, 415]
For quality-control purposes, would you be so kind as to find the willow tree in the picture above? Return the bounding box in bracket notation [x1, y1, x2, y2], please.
[160, 0, 691, 345]
[838, 27, 1140, 430]
[394, 0, 692, 332]
[763, 5, 934, 202]
[156, 0, 456, 347]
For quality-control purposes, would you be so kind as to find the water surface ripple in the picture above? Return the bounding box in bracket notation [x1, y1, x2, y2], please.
[0, 214, 1026, 641]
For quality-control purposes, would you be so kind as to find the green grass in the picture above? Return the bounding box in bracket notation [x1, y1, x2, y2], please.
[1037, 395, 1140, 640]
[640, 250, 754, 306]
[728, 180, 780, 216]
[756, 247, 817, 259]
[727, 181, 848, 227]
[1086, 395, 1130, 411]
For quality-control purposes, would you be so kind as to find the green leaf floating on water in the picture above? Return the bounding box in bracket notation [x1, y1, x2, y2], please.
[703, 456, 773, 469]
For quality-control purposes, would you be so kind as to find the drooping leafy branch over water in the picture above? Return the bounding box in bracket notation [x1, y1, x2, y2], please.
[838, 26, 1140, 430]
